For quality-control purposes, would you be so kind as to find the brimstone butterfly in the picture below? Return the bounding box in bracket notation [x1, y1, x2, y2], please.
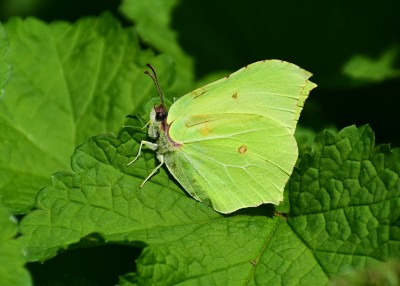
[128, 60, 316, 214]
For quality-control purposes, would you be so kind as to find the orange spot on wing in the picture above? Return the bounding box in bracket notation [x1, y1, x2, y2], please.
[238, 145, 247, 154]
[200, 123, 210, 136]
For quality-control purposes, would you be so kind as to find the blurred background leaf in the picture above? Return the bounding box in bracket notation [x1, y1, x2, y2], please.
[329, 260, 400, 286]
[342, 45, 400, 83]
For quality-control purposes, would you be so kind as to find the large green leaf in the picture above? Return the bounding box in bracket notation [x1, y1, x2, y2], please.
[20, 124, 400, 285]
[0, 13, 174, 213]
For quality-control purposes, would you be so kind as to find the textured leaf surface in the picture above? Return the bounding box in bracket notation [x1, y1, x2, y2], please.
[20, 124, 400, 285]
[0, 13, 163, 213]
[289, 125, 400, 276]
[0, 204, 31, 286]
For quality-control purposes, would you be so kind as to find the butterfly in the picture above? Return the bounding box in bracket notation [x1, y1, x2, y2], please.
[128, 60, 316, 213]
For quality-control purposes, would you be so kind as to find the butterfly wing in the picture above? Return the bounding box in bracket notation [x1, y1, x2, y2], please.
[162, 60, 315, 213]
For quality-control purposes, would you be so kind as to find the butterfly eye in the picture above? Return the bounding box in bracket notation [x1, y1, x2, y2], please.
[154, 103, 168, 122]
[155, 111, 167, 122]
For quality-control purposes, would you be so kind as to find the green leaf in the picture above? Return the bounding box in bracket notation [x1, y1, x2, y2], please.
[119, 0, 194, 93]
[342, 45, 400, 83]
[0, 13, 171, 213]
[20, 124, 400, 284]
[0, 203, 32, 286]
[289, 125, 400, 275]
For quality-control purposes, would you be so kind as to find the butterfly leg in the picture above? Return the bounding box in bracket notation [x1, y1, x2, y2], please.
[139, 154, 165, 188]
[126, 140, 158, 166]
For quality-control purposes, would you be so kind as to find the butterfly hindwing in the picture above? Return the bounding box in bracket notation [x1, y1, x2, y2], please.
[164, 113, 296, 213]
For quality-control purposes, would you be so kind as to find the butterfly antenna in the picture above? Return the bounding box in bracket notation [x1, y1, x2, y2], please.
[145, 64, 165, 106]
